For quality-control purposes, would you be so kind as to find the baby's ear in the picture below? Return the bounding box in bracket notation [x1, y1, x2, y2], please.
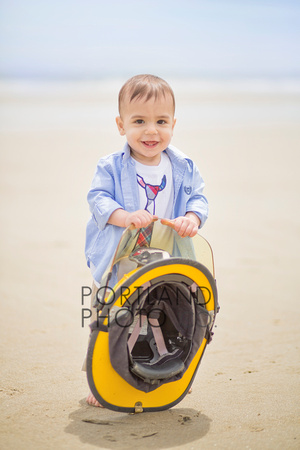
[116, 116, 125, 135]
[172, 117, 177, 131]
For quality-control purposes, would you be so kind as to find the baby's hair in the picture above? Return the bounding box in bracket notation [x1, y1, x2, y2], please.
[118, 74, 175, 115]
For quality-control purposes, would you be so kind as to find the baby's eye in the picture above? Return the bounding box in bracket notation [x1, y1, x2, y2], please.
[157, 119, 167, 124]
[135, 119, 144, 124]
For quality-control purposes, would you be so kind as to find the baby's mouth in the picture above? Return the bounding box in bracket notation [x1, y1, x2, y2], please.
[142, 141, 159, 147]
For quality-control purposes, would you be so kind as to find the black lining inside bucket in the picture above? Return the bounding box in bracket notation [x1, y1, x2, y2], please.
[108, 276, 210, 393]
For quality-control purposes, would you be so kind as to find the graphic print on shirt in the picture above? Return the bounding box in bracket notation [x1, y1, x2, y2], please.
[137, 174, 166, 215]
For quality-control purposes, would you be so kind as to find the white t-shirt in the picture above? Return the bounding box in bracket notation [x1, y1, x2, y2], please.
[117, 153, 174, 282]
[134, 151, 174, 219]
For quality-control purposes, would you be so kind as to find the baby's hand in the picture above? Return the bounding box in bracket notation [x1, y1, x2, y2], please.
[162, 213, 200, 237]
[124, 210, 157, 229]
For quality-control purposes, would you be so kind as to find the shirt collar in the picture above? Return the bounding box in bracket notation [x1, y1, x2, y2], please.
[122, 142, 135, 165]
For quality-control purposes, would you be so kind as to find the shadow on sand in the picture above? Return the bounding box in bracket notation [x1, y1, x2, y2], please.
[65, 399, 211, 449]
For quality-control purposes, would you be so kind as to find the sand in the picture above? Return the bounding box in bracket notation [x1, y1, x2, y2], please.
[0, 79, 299, 449]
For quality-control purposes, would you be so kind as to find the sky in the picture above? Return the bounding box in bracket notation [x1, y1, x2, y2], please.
[0, 0, 299, 79]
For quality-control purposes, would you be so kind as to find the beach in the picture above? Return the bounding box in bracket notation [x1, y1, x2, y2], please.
[0, 78, 299, 449]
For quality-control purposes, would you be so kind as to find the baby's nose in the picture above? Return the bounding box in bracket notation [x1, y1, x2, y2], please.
[145, 123, 158, 134]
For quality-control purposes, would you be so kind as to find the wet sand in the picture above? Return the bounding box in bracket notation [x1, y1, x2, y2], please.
[0, 79, 299, 449]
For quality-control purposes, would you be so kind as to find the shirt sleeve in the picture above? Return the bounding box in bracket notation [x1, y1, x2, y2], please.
[87, 159, 123, 231]
[186, 162, 209, 228]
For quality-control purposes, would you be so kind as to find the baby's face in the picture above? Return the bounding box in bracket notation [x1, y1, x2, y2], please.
[116, 94, 176, 165]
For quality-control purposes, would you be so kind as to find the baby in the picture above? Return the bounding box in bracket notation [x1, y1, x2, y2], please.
[85, 74, 209, 406]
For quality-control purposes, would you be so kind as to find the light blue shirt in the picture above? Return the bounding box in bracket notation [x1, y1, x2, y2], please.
[85, 143, 209, 283]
